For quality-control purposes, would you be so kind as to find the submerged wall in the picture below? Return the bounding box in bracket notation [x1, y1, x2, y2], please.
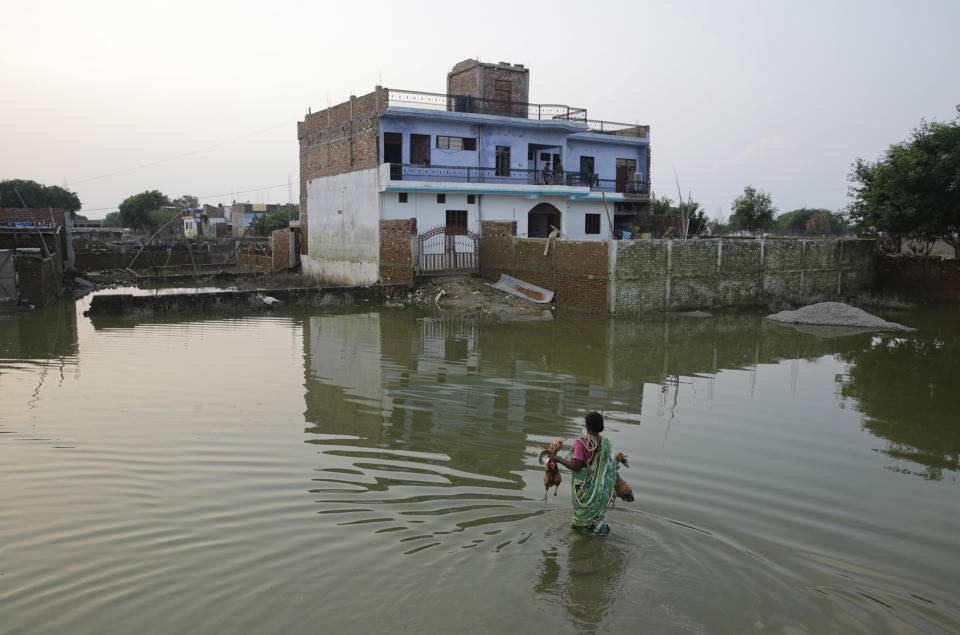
[479, 236, 877, 313]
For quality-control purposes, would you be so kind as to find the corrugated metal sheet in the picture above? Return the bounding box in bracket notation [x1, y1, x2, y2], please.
[488, 274, 554, 304]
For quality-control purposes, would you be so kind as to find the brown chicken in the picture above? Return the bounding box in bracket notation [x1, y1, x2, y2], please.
[613, 452, 634, 506]
[537, 438, 565, 502]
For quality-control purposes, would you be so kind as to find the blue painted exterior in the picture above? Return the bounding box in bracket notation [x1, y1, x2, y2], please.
[379, 107, 648, 190]
[240, 212, 266, 229]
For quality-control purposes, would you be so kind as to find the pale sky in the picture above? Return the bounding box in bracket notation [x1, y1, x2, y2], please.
[2, 0, 958, 220]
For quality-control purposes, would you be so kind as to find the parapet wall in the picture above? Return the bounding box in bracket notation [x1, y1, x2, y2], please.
[479, 236, 877, 313]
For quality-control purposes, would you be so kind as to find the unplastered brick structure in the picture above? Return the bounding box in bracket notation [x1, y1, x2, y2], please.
[447, 60, 530, 117]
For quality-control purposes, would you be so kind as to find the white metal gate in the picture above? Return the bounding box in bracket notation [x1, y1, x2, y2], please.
[417, 225, 479, 274]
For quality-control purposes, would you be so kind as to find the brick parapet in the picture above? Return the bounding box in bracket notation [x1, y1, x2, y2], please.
[298, 87, 388, 220]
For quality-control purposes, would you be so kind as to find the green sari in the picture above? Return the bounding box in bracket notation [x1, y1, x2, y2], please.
[570, 436, 617, 536]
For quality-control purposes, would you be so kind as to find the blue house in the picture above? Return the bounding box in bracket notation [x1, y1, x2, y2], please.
[298, 59, 651, 285]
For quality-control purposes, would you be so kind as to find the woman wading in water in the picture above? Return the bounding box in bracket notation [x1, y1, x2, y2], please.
[545, 412, 618, 535]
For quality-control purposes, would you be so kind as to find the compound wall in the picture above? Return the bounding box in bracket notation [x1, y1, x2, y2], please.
[479, 236, 877, 313]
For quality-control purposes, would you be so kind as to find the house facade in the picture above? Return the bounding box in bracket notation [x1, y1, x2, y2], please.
[298, 59, 651, 286]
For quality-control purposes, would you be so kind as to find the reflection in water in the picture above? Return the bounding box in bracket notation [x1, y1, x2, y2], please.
[838, 308, 960, 480]
[535, 533, 628, 632]
[0, 301, 79, 409]
[0, 300, 78, 360]
[4, 300, 959, 632]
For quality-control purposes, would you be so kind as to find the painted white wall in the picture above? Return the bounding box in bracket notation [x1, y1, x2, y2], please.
[304, 168, 380, 285]
[380, 191, 614, 239]
[381, 192, 480, 233]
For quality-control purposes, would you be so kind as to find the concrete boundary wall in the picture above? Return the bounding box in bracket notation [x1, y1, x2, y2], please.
[479, 236, 877, 313]
[612, 238, 876, 314]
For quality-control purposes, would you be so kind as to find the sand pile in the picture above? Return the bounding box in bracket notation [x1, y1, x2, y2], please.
[766, 302, 915, 332]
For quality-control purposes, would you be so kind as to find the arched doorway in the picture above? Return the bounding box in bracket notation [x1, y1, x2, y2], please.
[527, 202, 562, 238]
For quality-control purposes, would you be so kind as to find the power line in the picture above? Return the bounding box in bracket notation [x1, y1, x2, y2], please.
[67, 119, 294, 186]
[82, 182, 292, 214]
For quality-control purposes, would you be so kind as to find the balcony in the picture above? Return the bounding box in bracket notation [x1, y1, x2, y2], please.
[387, 164, 649, 196]
[384, 89, 648, 139]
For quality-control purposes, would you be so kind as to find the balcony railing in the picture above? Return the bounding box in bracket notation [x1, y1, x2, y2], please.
[388, 164, 649, 195]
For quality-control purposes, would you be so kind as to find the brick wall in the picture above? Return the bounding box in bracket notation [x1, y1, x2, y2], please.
[481, 237, 876, 314]
[0, 208, 69, 226]
[446, 59, 529, 117]
[270, 227, 299, 270]
[480, 221, 516, 238]
[14, 250, 58, 306]
[380, 218, 416, 286]
[479, 236, 610, 312]
[237, 248, 272, 273]
[298, 87, 387, 222]
[877, 256, 960, 302]
[447, 63, 479, 97]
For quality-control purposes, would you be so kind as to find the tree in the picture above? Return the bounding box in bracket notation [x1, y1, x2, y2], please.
[102, 211, 123, 227]
[848, 106, 960, 257]
[775, 208, 849, 236]
[684, 200, 709, 235]
[649, 192, 708, 235]
[730, 186, 777, 233]
[118, 190, 171, 230]
[172, 194, 199, 210]
[650, 193, 674, 216]
[249, 205, 296, 236]
[805, 212, 832, 236]
[0, 179, 82, 211]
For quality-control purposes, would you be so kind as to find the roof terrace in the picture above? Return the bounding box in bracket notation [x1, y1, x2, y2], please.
[385, 89, 648, 139]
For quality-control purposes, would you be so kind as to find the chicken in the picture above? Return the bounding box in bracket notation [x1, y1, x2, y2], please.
[543, 459, 561, 502]
[536, 438, 565, 502]
[612, 452, 634, 506]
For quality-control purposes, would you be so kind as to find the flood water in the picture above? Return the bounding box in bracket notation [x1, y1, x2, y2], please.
[1, 297, 958, 634]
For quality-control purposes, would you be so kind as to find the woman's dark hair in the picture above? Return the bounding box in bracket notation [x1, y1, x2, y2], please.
[585, 411, 604, 433]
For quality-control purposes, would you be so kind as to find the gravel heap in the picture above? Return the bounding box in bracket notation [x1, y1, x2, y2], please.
[766, 302, 915, 332]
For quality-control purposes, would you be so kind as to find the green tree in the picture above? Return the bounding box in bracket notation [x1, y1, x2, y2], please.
[650, 193, 674, 216]
[684, 200, 709, 235]
[118, 190, 171, 230]
[650, 193, 708, 235]
[172, 194, 199, 210]
[102, 211, 123, 227]
[0, 178, 82, 211]
[776, 208, 849, 236]
[730, 186, 777, 233]
[848, 107, 960, 257]
[249, 205, 296, 236]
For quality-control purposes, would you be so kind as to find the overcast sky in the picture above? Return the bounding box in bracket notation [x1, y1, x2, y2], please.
[3, 0, 958, 220]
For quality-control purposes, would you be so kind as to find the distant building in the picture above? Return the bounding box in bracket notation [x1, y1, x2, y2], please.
[231, 202, 281, 237]
[298, 59, 650, 285]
